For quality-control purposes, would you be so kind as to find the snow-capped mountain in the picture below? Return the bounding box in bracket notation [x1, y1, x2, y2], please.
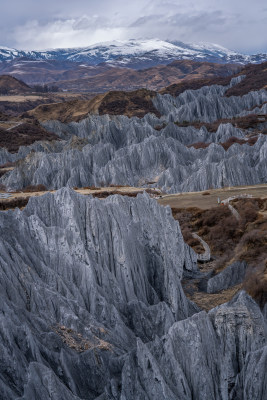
[0, 39, 266, 68]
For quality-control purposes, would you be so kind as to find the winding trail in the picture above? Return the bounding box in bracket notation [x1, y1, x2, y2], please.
[192, 232, 211, 262]
[6, 122, 23, 131]
[228, 204, 241, 221]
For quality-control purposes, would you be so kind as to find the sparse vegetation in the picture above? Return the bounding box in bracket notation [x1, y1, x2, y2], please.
[52, 324, 112, 353]
[0, 197, 29, 210]
[243, 261, 267, 307]
[171, 197, 267, 306]
[177, 114, 267, 136]
[188, 136, 259, 152]
[0, 122, 59, 152]
[225, 61, 267, 97]
[98, 89, 161, 118]
[19, 184, 47, 192]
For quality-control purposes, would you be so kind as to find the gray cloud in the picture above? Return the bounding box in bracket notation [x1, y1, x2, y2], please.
[0, 0, 266, 53]
[130, 15, 163, 28]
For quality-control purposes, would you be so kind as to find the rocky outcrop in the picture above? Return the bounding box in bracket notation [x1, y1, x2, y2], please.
[0, 190, 266, 399]
[0, 138, 65, 165]
[2, 116, 266, 192]
[0, 189, 196, 399]
[207, 261, 248, 293]
[128, 291, 266, 400]
[153, 76, 267, 123]
[0, 77, 266, 192]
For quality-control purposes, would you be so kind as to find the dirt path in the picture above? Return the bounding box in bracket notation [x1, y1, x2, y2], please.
[158, 184, 267, 210]
[6, 122, 24, 131]
[192, 233, 211, 262]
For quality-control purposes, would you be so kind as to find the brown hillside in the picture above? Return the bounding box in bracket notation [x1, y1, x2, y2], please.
[161, 61, 267, 97]
[0, 120, 59, 152]
[53, 60, 239, 93]
[0, 59, 239, 92]
[225, 61, 267, 96]
[160, 76, 232, 97]
[26, 89, 159, 122]
[26, 95, 105, 123]
[168, 195, 267, 308]
[0, 75, 31, 95]
[98, 89, 160, 118]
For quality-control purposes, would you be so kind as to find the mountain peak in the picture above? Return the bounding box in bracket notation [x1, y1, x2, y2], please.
[0, 39, 266, 67]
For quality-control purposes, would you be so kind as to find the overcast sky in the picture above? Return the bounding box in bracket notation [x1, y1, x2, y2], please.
[1, 0, 266, 53]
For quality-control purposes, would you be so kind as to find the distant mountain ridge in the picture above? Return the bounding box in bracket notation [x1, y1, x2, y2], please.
[0, 58, 240, 92]
[0, 39, 266, 68]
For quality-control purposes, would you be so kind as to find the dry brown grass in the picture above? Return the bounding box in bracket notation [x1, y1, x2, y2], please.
[0, 121, 59, 153]
[87, 188, 160, 199]
[187, 283, 243, 311]
[243, 261, 267, 307]
[184, 114, 267, 134]
[53, 325, 112, 353]
[158, 184, 267, 210]
[98, 89, 160, 118]
[0, 197, 29, 210]
[172, 207, 205, 254]
[0, 95, 44, 102]
[171, 197, 267, 305]
[225, 61, 267, 97]
[17, 184, 47, 193]
[188, 136, 259, 152]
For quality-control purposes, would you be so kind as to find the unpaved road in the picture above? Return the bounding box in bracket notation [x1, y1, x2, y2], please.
[158, 184, 267, 210]
[0, 186, 158, 202]
[1, 184, 267, 210]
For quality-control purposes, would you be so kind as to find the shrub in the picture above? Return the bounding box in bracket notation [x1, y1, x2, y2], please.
[0, 197, 29, 210]
[188, 142, 210, 150]
[109, 184, 126, 188]
[243, 261, 267, 307]
[83, 186, 101, 190]
[21, 184, 47, 192]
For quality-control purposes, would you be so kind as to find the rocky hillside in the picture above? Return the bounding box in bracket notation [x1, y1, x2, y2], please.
[0, 188, 266, 399]
[1, 73, 266, 192]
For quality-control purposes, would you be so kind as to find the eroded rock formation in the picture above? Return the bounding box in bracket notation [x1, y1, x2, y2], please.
[0, 189, 266, 399]
[1, 77, 267, 192]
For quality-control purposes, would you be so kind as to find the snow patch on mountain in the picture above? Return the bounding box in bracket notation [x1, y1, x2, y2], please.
[0, 39, 266, 66]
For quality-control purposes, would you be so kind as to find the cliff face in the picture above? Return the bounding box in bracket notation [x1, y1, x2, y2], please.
[0, 189, 266, 399]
